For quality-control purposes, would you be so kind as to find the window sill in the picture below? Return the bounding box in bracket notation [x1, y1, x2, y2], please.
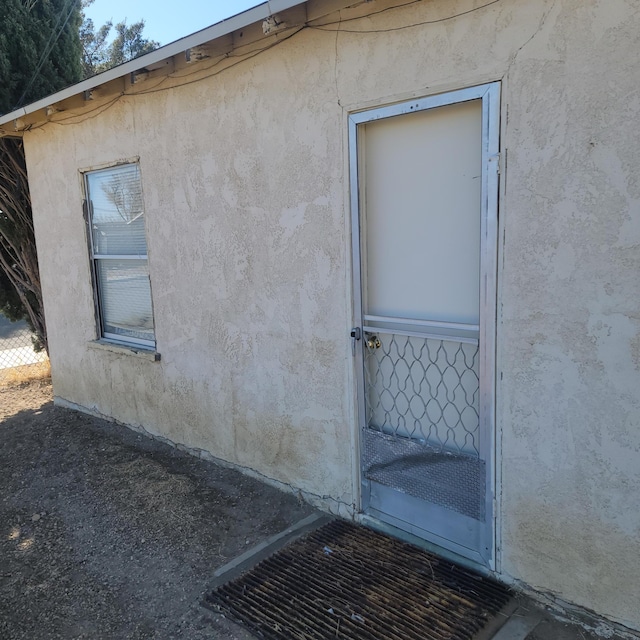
[88, 339, 161, 361]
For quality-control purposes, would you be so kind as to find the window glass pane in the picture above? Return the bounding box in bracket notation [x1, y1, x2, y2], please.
[87, 164, 147, 256]
[95, 259, 154, 342]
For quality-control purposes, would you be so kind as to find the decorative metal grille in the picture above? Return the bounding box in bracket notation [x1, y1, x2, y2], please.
[364, 331, 480, 456]
[0, 314, 46, 371]
[362, 330, 485, 520]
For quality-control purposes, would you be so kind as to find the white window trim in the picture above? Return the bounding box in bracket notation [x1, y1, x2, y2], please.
[83, 161, 156, 350]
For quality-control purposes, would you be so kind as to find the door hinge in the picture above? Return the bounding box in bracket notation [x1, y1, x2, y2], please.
[489, 153, 501, 175]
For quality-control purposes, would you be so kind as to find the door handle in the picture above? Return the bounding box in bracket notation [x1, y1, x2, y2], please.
[350, 327, 361, 356]
[366, 334, 381, 350]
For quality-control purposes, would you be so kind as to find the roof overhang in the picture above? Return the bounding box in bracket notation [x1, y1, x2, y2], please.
[0, 0, 311, 134]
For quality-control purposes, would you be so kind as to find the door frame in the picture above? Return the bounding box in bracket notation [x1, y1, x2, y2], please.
[348, 82, 501, 569]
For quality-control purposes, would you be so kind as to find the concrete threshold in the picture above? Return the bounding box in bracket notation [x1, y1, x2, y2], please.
[475, 604, 545, 640]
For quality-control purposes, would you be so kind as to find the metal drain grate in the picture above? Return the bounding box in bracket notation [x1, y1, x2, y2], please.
[205, 519, 511, 640]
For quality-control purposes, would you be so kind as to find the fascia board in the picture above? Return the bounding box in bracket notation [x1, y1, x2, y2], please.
[268, 0, 305, 11]
[0, 0, 307, 127]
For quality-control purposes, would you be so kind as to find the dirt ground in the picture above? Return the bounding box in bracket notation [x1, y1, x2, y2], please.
[0, 379, 314, 639]
[1, 380, 633, 640]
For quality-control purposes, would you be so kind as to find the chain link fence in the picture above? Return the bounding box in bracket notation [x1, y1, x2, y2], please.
[0, 312, 48, 377]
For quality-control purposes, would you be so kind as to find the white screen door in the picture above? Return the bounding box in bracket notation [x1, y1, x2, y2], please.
[350, 83, 500, 567]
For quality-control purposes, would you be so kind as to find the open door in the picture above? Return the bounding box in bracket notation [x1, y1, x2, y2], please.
[349, 83, 500, 567]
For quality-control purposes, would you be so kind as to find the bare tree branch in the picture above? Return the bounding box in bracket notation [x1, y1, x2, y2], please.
[0, 137, 47, 352]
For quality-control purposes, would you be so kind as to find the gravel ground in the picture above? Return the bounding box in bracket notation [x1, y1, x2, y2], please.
[0, 379, 314, 639]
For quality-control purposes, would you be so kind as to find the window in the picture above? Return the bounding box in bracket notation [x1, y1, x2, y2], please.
[84, 163, 155, 348]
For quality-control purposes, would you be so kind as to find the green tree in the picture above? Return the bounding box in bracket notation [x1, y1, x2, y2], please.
[107, 20, 160, 67]
[80, 1, 160, 77]
[79, 11, 112, 78]
[0, 0, 83, 112]
[0, 0, 84, 352]
[0, 1, 159, 353]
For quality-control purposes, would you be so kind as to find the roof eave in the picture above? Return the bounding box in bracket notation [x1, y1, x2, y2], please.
[0, 0, 306, 128]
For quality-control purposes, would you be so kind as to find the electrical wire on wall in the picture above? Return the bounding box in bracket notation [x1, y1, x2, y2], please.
[307, 0, 501, 32]
[36, 0, 502, 129]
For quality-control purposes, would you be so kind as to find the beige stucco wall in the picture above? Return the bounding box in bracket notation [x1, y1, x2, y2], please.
[23, 0, 640, 630]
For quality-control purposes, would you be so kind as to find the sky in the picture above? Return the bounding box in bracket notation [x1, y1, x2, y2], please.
[83, 1, 263, 47]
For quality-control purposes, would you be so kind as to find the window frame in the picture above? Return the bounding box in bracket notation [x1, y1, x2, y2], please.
[82, 161, 156, 350]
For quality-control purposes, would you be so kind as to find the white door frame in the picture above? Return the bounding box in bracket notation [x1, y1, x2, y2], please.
[348, 82, 501, 568]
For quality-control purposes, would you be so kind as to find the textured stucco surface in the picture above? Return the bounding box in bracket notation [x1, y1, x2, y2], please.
[23, 0, 640, 630]
[496, 0, 640, 630]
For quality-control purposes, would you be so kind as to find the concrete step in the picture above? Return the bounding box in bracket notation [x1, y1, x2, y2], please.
[478, 601, 633, 640]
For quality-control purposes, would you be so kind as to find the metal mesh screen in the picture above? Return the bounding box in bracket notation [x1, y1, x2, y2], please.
[364, 331, 480, 455]
[362, 331, 484, 520]
[0, 314, 47, 371]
